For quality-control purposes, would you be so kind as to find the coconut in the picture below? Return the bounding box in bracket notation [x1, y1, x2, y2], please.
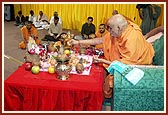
[76, 62, 84, 74]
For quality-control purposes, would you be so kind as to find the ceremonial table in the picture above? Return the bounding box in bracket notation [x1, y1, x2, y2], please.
[4, 63, 104, 111]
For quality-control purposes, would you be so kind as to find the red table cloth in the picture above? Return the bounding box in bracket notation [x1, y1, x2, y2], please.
[4, 63, 104, 111]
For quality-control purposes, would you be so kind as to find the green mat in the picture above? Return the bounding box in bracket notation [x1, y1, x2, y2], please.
[153, 34, 164, 65]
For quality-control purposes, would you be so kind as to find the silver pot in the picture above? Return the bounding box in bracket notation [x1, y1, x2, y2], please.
[55, 63, 72, 80]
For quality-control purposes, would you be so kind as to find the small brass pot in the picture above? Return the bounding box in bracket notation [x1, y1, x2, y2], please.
[55, 63, 72, 80]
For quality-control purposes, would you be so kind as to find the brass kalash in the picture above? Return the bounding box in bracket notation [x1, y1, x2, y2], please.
[55, 32, 72, 80]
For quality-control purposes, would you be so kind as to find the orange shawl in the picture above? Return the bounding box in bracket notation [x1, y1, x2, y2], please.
[103, 21, 154, 65]
[21, 26, 38, 42]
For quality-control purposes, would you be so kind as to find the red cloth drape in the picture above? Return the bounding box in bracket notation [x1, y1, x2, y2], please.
[4, 63, 104, 111]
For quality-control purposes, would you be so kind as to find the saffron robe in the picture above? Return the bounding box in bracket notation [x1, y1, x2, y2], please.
[103, 21, 154, 65]
[19, 26, 40, 49]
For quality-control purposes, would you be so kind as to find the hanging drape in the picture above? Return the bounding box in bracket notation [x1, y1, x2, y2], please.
[13, 3, 164, 32]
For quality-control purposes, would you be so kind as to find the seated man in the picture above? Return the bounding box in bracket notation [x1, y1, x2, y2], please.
[43, 16, 62, 42]
[81, 16, 96, 39]
[28, 10, 37, 25]
[95, 24, 109, 49]
[19, 21, 41, 49]
[34, 11, 49, 29]
[49, 11, 62, 25]
[15, 11, 25, 26]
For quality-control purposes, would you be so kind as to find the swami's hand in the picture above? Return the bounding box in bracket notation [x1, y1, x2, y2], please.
[93, 55, 104, 63]
[68, 39, 79, 45]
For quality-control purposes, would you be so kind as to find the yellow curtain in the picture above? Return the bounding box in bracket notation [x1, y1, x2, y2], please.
[14, 4, 21, 16]
[14, 3, 164, 32]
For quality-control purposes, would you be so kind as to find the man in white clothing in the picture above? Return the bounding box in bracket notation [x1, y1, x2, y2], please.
[43, 16, 62, 41]
[34, 11, 49, 29]
[28, 10, 37, 24]
[49, 11, 62, 25]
